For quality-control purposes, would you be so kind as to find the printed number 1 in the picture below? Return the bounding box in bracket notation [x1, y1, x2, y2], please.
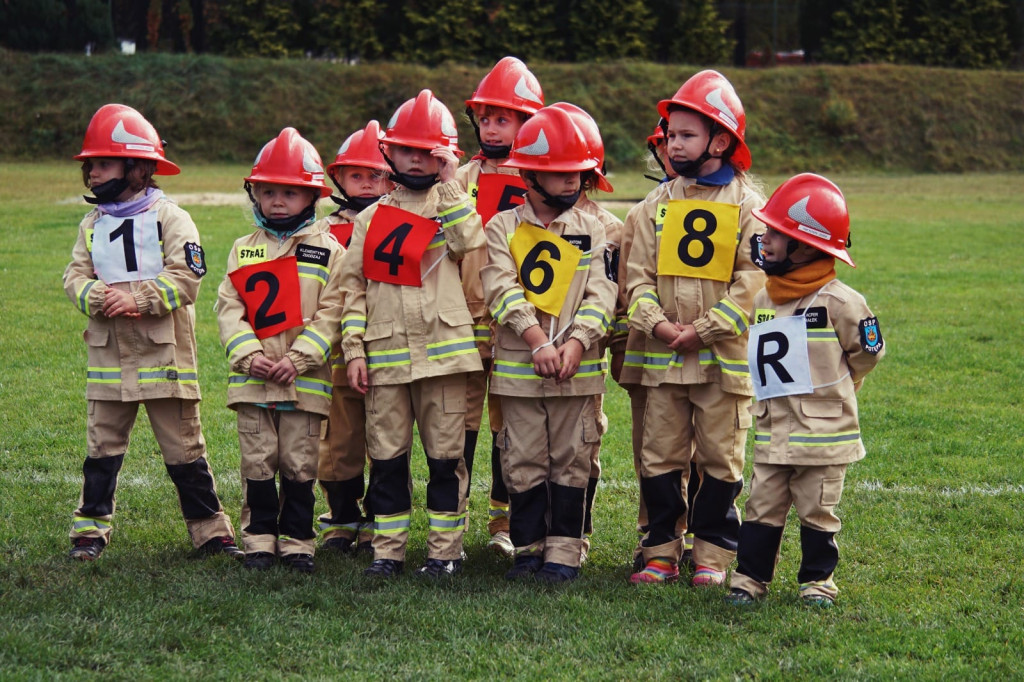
[109, 219, 138, 272]
[374, 222, 414, 276]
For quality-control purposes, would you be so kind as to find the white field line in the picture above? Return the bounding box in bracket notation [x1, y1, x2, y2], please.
[7, 472, 1024, 497]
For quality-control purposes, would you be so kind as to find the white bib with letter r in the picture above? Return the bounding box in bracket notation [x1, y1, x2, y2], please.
[748, 314, 813, 401]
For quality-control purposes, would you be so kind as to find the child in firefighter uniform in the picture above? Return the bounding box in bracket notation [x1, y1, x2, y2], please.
[339, 89, 484, 579]
[63, 104, 240, 561]
[457, 56, 545, 557]
[216, 127, 344, 573]
[481, 106, 617, 583]
[548, 102, 623, 564]
[727, 173, 884, 607]
[314, 120, 394, 554]
[625, 70, 766, 586]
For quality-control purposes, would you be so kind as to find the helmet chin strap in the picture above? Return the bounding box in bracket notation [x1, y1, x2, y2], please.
[663, 120, 723, 179]
[465, 108, 513, 159]
[328, 175, 381, 212]
[524, 171, 580, 211]
[244, 180, 318, 235]
[84, 159, 135, 204]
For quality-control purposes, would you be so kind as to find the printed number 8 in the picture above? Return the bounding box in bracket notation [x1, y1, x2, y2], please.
[520, 241, 560, 294]
[677, 208, 717, 268]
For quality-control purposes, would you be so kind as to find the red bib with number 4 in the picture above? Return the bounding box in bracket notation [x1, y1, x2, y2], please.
[475, 173, 527, 226]
[228, 256, 304, 340]
[329, 222, 354, 249]
[363, 204, 439, 287]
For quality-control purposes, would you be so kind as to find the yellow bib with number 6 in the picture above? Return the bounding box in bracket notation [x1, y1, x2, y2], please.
[509, 223, 582, 317]
[657, 199, 740, 282]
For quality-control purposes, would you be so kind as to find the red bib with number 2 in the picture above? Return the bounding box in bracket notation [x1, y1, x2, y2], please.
[228, 256, 304, 340]
[363, 204, 439, 287]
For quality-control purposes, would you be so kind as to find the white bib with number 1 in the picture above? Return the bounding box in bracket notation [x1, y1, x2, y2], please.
[91, 209, 163, 284]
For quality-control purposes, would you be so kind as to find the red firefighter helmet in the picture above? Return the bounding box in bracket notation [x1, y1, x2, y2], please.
[657, 70, 751, 171]
[466, 56, 545, 116]
[501, 106, 598, 174]
[245, 127, 331, 198]
[647, 121, 666, 147]
[382, 89, 462, 156]
[753, 173, 855, 267]
[326, 120, 389, 175]
[548, 102, 613, 192]
[74, 103, 180, 175]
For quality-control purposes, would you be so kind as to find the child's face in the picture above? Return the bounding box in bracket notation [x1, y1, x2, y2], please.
[666, 109, 730, 176]
[255, 183, 314, 220]
[527, 170, 581, 200]
[475, 105, 523, 149]
[760, 227, 819, 265]
[87, 157, 126, 188]
[335, 166, 391, 198]
[389, 145, 440, 177]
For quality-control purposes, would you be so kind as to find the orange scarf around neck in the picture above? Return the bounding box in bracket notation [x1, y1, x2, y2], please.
[765, 257, 837, 304]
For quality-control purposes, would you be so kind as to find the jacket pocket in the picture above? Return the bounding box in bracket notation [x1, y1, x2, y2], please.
[147, 324, 176, 345]
[800, 399, 843, 419]
[821, 475, 845, 507]
[750, 400, 768, 418]
[364, 321, 393, 342]
[84, 328, 109, 347]
[437, 307, 473, 328]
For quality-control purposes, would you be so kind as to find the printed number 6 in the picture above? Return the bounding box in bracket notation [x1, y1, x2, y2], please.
[520, 241, 560, 294]
[677, 208, 717, 268]
[246, 271, 286, 330]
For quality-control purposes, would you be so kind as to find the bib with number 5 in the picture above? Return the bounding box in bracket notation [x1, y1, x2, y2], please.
[475, 173, 527, 226]
[228, 256, 304, 340]
[509, 223, 581, 316]
[363, 204, 439, 287]
[91, 209, 164, 283]
[656, 199, 739, 282]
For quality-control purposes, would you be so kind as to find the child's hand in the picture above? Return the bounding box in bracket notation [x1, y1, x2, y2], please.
[102, 287, 140, 318]
[610, 350, 625, 383]
[532, 344, 560, 379]
[267, 357, 298, 385]
[432, 147, 458, 183]
[556, 339, 584, 383]
[249, 354, 274, 379]
[667, 324, 702, 353]
[347, 358, 369, 395]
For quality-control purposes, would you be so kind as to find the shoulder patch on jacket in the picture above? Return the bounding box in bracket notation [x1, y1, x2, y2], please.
[860, 317, 883, 354]
[184, 242, 206, 277]
[296, 244, 330, 266]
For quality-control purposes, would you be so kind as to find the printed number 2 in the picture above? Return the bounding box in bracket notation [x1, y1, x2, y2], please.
[109, 219, 138, 272]
[677, 209, 717, 268]
[374, 222, 413, 276]
[245, 271, 285, 330]
[520, 241, 559, 294]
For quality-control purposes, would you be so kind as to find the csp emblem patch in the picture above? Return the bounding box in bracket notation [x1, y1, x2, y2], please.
[860, 317, 883, 354]
[185, 242, 206, 277]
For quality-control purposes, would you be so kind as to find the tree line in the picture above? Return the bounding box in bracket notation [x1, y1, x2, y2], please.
[2, 0, 1022, 69]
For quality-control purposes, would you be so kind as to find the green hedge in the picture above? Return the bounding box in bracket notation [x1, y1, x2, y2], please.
[3, 50, 1023, 173]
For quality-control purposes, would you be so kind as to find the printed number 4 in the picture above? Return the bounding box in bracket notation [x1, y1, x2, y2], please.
[374, 222, 414, 276]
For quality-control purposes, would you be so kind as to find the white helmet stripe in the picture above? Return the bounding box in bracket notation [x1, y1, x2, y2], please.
[517, 128, 549, 156]
[303, 147, 323, 173]
[111, 120, 155, 150]
[705, 88, 739, 130]
[514, 76, 543, 105]
[788, 196, 832, 240]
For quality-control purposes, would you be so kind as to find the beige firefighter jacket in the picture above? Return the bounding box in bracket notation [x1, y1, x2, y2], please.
[624, 176, 766, 394]
[481, 201, 617, 398]
[576, 194, 625, 356]
[750, 278, 885, 465]
[315, 211, 358, 388]
[216, 222, 344, 416]
[338, 180, 485, 384]
[63, 194, 205, 402]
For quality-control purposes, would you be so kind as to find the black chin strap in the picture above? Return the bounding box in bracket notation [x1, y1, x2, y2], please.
[524, 171, 580, 211]
[84, 159, 136, 204]
[379, 144, 440, 190]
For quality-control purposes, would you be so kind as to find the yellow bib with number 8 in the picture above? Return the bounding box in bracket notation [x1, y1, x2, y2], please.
[509, 222, 582, 316]
[656, 199, 740, 282]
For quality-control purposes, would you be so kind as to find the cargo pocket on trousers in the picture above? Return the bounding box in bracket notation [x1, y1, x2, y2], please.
[821, 476, 844, 507]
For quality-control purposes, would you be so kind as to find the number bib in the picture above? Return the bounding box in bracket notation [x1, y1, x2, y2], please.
[657, 199, 740, 282]
[329, 222, 354, 249]
[474, 173, 527, 226]
[363, 205, 439, 287]
[228, 256, 304, 340]
[509, 223, 581, 316]
[748, 315, 813, 401]
[91, 209, 164, 283]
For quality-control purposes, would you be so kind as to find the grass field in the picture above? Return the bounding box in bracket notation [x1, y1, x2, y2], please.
[1, 164, 1023, 679]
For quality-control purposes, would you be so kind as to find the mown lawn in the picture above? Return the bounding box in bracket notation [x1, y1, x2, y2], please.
[1, 164, 1022, 680]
